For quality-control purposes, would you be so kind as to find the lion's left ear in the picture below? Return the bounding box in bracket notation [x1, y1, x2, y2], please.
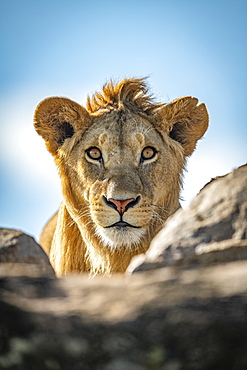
[156, 96, 209, 156]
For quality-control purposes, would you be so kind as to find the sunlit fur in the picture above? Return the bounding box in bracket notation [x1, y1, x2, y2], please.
[34, 78, 209, 276]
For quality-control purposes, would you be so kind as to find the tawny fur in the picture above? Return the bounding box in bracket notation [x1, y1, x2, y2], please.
[34, 78, 209, 276]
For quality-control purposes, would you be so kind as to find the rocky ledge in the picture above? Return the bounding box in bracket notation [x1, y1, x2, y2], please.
[0, 164, 246, 370]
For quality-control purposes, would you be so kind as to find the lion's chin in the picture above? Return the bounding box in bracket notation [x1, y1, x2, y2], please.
[95, 225, 146, 252]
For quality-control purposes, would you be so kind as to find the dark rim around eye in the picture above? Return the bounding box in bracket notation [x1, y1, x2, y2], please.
[141, 146, 157, 161]
[86, 147, 102, 161]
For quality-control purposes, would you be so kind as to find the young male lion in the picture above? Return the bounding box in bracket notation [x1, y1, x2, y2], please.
[34, 78, 208, 276]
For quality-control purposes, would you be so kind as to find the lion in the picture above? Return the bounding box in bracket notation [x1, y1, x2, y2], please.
[34, 78, 209, 276]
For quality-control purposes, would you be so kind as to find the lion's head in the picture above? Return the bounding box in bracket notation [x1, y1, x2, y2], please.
[34, 78, 208, 275]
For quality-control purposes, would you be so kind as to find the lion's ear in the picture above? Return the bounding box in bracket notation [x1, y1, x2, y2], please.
[157, 97, 209, 156]
[34, 97, 90, 155]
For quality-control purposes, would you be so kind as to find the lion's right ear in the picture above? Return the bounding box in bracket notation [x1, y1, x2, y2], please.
[34, 97, 90, 155]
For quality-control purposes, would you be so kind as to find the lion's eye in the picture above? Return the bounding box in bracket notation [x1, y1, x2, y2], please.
[141, 147, 157, 161]
[86, 147, 102, 161]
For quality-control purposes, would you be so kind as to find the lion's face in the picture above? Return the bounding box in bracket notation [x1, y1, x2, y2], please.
[34, 78, 208, 258]
[60, 110, 183, 250]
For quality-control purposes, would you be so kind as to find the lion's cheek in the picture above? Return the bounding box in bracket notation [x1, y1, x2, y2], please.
[125, 210, 153, 227]
[90, 208, 119, 228]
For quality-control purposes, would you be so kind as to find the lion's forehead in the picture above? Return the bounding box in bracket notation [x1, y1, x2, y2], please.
[83, 113, 163, 152]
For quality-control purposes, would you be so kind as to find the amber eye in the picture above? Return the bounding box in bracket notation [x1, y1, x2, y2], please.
[141, 146, 157, 161]
[86, 147, 102, 161]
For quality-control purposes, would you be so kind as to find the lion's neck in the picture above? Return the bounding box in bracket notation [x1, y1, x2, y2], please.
[50, 203, 89, 276]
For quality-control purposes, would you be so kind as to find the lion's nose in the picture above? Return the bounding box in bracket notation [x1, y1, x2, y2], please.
[104, 196, 141, 215]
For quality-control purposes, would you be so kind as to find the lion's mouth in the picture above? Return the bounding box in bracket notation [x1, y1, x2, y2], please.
[105, 221, 140, 229]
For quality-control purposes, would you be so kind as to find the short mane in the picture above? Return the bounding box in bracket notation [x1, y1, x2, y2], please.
[86, 78, 163, 115]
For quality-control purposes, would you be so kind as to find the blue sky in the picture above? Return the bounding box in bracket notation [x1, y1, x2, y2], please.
[0, 0, 246, 240]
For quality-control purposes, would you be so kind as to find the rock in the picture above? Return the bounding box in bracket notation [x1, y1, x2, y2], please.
[0, 228, 55, 277]
[128, 164, 247, 273]
[1, 261, 247, 369]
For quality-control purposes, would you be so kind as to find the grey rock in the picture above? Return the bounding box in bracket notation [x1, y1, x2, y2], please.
[128, 164, 247, 273]
[0, 228, 55, 276]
